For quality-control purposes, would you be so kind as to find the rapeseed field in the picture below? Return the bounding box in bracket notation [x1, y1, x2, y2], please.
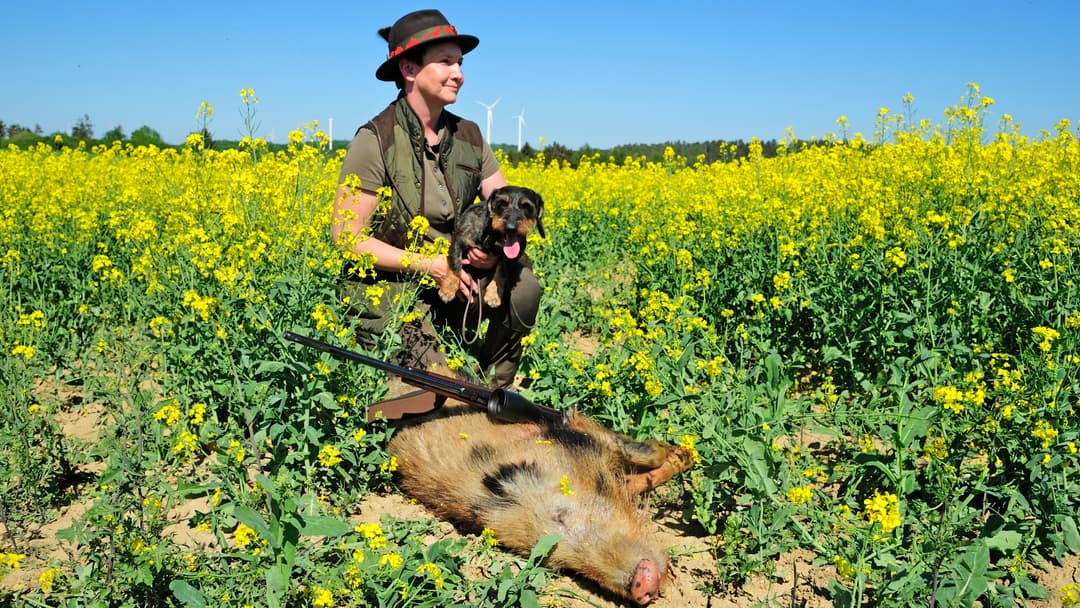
[2, 86, 1077, 606]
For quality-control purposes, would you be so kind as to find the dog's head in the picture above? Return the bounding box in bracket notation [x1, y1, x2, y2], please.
[487, 186, 545, 260]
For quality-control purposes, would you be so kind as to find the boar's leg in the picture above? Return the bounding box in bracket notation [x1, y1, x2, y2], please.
[564, 413, 694, 494]
[623, 445, 695, 495]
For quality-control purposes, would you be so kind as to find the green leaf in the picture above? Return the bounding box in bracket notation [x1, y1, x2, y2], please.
[1062, 516, 1080, 553]
[254, 473, 278, 498]
[169, 580, 207, 608]
[233, 505, 271, 544]
[299, 515, 352, 537]
[984, 528, 1023, 552]
[740, 438, 779, 494]
[55, 524, 78, 544]
[266, 565, 288, 608]
[822, 346, 850, 364]
[281, 521, 300, 564]
[521, 589, 540, 608]
[529, 533, 560, 563]
[898, 406, 935, 447]
[174, 482, 213, 499]
[254, 360, 288, 375]
[1016, 576, 1051, 599]
[949, 541, 989, 602]
[856, 457, 898, 486]
[497, 578, 512, 602]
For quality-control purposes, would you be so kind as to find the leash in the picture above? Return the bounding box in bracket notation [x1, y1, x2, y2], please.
[457, 279, 537, 345]
[459, 287, 484, 346]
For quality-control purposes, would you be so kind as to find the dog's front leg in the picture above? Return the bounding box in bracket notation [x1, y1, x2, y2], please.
[483, 263, 504, 307]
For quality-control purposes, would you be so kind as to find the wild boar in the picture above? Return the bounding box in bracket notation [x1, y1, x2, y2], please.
[389, 406, 694, 605]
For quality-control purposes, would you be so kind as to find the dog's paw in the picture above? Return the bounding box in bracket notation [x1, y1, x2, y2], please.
[439, 274, 460, 302]
[483, 281, 502, 307]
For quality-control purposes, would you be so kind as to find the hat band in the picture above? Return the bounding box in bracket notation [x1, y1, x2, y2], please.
[387, 25, 460, 60]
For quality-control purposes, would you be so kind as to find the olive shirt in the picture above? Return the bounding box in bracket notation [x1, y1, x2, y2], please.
[338, 126, 501, 243]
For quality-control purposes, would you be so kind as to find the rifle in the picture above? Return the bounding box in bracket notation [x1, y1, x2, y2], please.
[282, 331, 566, 426]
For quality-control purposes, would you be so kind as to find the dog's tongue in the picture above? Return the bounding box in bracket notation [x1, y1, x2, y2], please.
[503, 234, 523, 260]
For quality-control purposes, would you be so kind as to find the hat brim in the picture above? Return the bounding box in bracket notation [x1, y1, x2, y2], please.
[376, 35, 479, 82]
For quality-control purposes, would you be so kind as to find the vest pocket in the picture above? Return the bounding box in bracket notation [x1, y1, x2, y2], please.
[454, 162, 480, 175]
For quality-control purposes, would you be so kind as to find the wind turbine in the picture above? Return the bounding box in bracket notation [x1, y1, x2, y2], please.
[513, 107, 527, 152]
[477, 98, 500, 144]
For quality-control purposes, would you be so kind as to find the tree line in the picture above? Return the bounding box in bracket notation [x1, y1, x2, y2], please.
[1, 114, 170, 149]
[2, 114, 820, 164]
[492, 138, 794, 166]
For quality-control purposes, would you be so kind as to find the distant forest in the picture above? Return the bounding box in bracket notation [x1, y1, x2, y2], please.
[491, 139, 792, 166]
[1, 115, 815, 165]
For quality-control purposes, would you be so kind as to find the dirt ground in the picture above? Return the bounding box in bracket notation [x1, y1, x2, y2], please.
[4, 379, 1079, 607]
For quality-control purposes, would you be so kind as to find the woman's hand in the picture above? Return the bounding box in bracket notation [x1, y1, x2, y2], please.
[464, 247, 497, 270]
[452, 247, 497, 303]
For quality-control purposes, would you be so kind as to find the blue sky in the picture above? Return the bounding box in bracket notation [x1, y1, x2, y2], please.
[4, 1, 1077, 149]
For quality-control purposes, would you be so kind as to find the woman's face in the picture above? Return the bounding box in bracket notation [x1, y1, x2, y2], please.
[405, 42, 465, 106]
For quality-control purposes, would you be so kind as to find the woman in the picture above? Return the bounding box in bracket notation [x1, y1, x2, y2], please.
[333, 9, 541, 389]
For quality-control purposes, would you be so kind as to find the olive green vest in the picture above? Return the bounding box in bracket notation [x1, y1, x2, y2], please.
[362, 95, 485, 249]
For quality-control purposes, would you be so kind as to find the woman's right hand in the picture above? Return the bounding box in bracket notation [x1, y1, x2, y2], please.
[453, 255, 479, 302]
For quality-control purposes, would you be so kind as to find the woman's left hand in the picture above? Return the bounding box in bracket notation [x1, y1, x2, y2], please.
[457, 248, 496, 302]
[464, 247, 497, 270]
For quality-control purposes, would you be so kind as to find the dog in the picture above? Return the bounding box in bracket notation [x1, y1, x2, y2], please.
[438, 185, 545, 307]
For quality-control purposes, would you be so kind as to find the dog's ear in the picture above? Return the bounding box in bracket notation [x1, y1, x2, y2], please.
[483, 187, 501, 214]
[535, 193, 546, 239]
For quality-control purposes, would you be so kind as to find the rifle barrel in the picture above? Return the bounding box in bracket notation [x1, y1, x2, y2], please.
[282, 331, 490, 406]
[283, 331, 565, 426]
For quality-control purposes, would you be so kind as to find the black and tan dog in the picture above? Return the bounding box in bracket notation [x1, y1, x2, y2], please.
[439, 185, 545, 307]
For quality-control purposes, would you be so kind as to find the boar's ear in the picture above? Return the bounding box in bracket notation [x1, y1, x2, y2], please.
[551, 505, 570, 530]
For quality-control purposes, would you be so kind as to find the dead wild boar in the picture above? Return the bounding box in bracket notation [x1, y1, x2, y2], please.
[388, 406, 694, 605]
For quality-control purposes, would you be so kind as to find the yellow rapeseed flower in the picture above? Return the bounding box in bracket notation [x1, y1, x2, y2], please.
[311, 586, 333, 608]
[1, 552, 26, 570]
[787, 485, 813, 505]
[154, 401, 181, 426]
[173, 431, 198, 458]
[863, 490, 901, 536]
[234, 523, 259, 549]
[834, 555, 856, 580]
[379, 553, 403, 570]
[559, 475, 574, 495]
[355, 522, 387, 549]
[352, 429, 367, 445]
[39, 567, 61, 593]
[416, 562, 445, 589]
[1062, 583, 1080, 607]
[318, 445, 342, 467]
[678, 434, 702, 464]
[11, 342, 35, 360]
[1032, 326, 1059, 352]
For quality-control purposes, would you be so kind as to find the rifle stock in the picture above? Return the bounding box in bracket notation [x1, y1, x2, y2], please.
[282, 331, 566, 426]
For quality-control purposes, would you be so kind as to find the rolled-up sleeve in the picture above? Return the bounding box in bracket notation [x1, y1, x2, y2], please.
[338, 128, 384, 192]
